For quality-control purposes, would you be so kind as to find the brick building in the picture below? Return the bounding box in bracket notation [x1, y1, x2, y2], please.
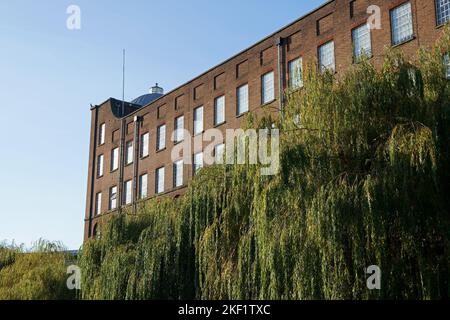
[84, 0, 450, 240]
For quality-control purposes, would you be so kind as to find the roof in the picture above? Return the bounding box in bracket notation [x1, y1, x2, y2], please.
[131, 93, 164, 106]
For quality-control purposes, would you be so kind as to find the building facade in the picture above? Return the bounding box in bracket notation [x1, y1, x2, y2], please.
[84, 0, 450, 240]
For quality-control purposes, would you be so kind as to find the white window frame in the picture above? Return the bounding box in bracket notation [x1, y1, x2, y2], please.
[288, 57, 303, 89]
[173, 160, 184, 188]
[214, 95, 226, 126]
[261, 71, 275, 104]
[352, 24, 372, 62]
[214, 144, 225, 164]
[194, 106, 204, 135]
[124, 180, 132, 205]
[318, 41, 335, 73]
[139, 174, 148, 199]
[390, 2, 414, 46]
[97, 154, 104, 178]
[237, 84, 249, 116]
[156, 167, 165, 194]
[99, 123, 105, 146]
[125, 141, 133, 165]
[436, 0, 450, 26]
[174, 115, 185, 143]
[95, 192, 102, 215]
[109, 186, 117, 210]
[193, 152, 204, 175]
[140, 132, 149, 158]
[157, 124, 166, 151]
[111, 148, 119, 171]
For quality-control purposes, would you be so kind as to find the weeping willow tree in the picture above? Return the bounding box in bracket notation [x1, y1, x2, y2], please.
[0, 240, 76, 300]
[79, 29, 450, 300]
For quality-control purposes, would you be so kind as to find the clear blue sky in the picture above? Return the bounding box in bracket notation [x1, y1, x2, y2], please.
[0, 0, 324, 249]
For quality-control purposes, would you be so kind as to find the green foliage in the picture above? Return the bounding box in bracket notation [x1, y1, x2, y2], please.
[0, 239, 76, 300]
[79, 30, 450, 300]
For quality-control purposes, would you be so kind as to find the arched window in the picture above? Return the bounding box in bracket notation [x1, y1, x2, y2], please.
[92, 224, 101, 240]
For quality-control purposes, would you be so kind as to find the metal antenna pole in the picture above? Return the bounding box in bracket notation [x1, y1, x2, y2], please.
[122, 49, 125, 116]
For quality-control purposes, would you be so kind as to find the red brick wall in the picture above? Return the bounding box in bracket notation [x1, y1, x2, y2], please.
[84, 0, 447, 240]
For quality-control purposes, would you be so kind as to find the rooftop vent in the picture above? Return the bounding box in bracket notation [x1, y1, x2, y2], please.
[131, 83, 164, 106]
[151, 83, 164, 95]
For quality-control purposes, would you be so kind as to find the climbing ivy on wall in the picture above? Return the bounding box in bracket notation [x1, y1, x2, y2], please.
[78, 29, 450, 300]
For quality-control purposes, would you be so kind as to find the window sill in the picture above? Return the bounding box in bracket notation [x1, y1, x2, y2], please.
[287, 86, 304, 94]
[214, 121, 226, 128]
[140, 155, 150, 160]
[156, 147, 166, 154]
[110, 169, 119, 174]
[261, 99, 276, 107]
[353, 54, 374, 64]
[193, 131, 204, 137]
[125, 163, 133, 167]
[236, 111, 249, 119]
[172, 185, 186, 191]
[173, 140, 185, 146]
[392, 35, 416, 48]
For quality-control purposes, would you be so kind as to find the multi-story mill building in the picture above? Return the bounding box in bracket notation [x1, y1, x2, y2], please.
[84, 0, 450, 240]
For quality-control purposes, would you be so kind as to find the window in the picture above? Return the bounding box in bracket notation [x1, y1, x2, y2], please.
[99, 123, 105, 145]
[352, 24, 372, 62]
[156, 167, 165, 194]
[139, 174, 148, 199]
[237, 84, 249, 116]
[350, 0, 356, 18]
[391, 2, 414, 46]
[436, 0, 450, 26]
[173, 160, 184, 188]
[214, 96, 225, 125]
[193, 152, 204, 175]
[109, 186, 117, 210]
[93, 224, 100, 239]
[318, 41, 335, 73]
[112, 129, 119, 142]
[175, 116, 184, 143]
[140, 133, 149, 158]
[157, 125, 166, 151]
[125, 141, 133, 165]
[288, 57, 303, 89]
[445, 53, 450, 79]
[157, 104, 166, 119]
[215, 144, 225, 164]
[111, 148, 119, 171]
[262, 71, 275, 104]
[127, 122, 134, 135]
[97, 155, 104, 178]
[124, 180, 132, 205]
[95, 192, 102, 215]
[194, 106, 204, 135]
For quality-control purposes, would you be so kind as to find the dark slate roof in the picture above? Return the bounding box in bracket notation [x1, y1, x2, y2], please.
[131, 93, 164, 106]
[110, 99, 142, 118]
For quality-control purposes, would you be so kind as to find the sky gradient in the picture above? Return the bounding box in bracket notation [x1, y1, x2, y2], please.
[0, 0, 324, 249]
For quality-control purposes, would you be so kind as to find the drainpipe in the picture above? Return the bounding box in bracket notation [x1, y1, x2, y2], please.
[276, 37, 286, 120]
[132, 115, 141, 213]
[118, 117, 126, 213]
